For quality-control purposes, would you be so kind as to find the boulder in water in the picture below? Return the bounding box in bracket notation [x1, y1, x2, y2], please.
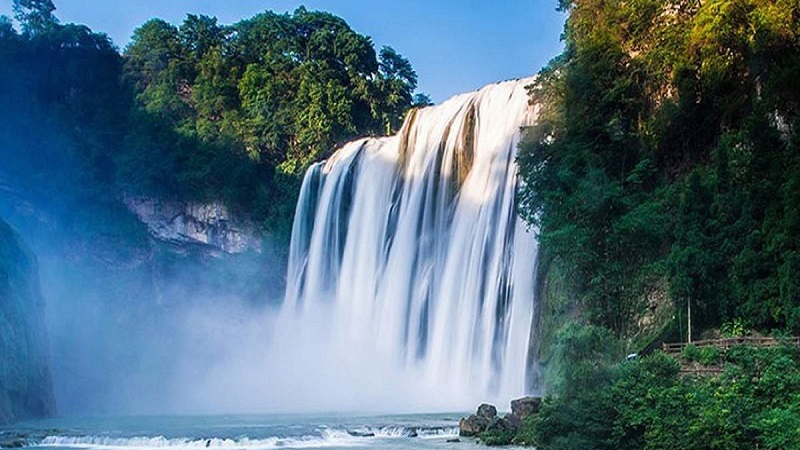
[476, 403, 497, 420]
[486, 416, 517, 434]
[510, 396, 541, 420]
[459, 403, 498, 436]
[502, 413, 521, 431]
[459, 415, 489, 436]
[347, 431, 375, 437]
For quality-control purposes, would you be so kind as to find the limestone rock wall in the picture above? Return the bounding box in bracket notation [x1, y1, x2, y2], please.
[123, 196, 261, 254]
[0, 219, 56, 425]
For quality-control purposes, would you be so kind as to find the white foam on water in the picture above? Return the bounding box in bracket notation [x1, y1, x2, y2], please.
[37, 430, 361, 450]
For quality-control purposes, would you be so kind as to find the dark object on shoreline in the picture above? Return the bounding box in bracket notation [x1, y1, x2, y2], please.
[510, 396, 541, 420]
[459, 403, 498, 436]
[459, 397, 543, 438]
[446, 438, 461, 443]
[0, 439, 26, 449]
[476, 404, 497, 419]
[347, 431, 376, 437]
[0, 432, 30, 449]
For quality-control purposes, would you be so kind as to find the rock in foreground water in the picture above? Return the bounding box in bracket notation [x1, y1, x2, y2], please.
[459, 403, 498, 436]
[510, 396, 541, 420]
[460, 397, 543, 440]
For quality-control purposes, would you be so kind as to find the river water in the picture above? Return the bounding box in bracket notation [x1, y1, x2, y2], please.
[2, 413, 522, 450]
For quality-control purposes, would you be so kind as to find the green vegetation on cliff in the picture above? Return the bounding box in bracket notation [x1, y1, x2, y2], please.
[523, 334, 800, 450]
[1, 0, 424, 238]
[519, 0, 800, 340]
[514, 0, 800, 447]
[0, 219, 55, 425]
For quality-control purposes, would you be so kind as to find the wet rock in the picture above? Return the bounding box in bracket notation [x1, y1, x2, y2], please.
[486, 416, 516, 434]
[476, 403, 497, 420]
[0, 435, 28, 449]
[347, 431, 375, 437]
[510, 396, 541, 420]
[459, 415, 489, 437]
[459, 402, 499, 436]
[502, 413, 521, 431]
[446, 438, 461, 443]
[407, 427, 418, 438]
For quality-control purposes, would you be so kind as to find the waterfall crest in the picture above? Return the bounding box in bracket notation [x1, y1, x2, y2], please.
[281, 78, 539, 410]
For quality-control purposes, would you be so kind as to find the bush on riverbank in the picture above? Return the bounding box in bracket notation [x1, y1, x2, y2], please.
[523, 340, 800, 450]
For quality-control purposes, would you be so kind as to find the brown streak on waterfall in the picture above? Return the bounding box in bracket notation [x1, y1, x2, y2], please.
[455, 101, 477, 186]
[397, 107, 420, 173]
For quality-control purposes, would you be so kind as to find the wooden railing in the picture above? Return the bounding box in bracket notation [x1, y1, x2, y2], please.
[662, 337, 800, 356]
[679, 366, 725, 376]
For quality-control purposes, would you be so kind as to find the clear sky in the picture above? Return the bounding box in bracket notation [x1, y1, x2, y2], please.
[0, 0, 565, 103]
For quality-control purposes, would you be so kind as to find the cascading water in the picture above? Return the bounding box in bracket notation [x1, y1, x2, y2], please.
[276, 77, 539, 411]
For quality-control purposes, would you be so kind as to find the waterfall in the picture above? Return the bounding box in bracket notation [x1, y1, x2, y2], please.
[278, 78, 539, 411]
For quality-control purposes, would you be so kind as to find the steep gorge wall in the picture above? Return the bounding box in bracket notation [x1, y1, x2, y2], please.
[0, 175, 287, 415]
[530, 251, 675, 393]
[123, 196, 262, 255]
[0, 219, 55, 425]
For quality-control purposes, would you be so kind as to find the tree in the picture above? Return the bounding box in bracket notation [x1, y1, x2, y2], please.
[179, 14, 227, 67]
[376, 46, 417, 134]
[12, 0, 57, 35]
[518, 0, 800, 338]
[413, 93, 433, 107]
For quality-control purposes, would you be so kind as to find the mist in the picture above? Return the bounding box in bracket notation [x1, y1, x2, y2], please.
[0, 91, 295, 416]
[0, 62, 455, 418]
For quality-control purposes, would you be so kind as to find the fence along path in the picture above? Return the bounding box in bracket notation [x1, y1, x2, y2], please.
[662, 336, 800, 356]
[660, 337, 800, 377]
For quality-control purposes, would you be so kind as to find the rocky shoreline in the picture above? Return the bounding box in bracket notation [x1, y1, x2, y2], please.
[459, 397, 541, 445]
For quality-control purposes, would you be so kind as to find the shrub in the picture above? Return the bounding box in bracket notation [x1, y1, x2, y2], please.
[681, 344, 699, 362]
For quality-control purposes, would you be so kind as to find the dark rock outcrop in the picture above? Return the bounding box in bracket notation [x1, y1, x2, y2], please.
[511, 396, 541, 420]
[460, 397, 543, 439]
[502, 412, 522, 430]
[123, 196, 261, 254]
[485, 416, 517, 434]
[0, 219, 56, 425]
[459, 415, 489, 437]
[459, 403, 498, 436]
[476, 403, 497, 420]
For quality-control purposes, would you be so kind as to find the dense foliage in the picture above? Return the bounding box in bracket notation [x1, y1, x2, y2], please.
[525, 329, 800, 450]
[518, 0, 800, 337]
[514, 2, 800, 447]
[1, 1, 423, 237]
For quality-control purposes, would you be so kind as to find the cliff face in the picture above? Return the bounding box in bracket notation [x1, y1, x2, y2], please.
[0, 219, 56, 425]
[0, 183, 287, 415]
[530, 252, 674, 394]
[123, 196, 261, 255]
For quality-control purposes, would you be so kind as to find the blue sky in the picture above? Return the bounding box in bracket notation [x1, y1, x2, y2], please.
[0, 0, 565, 102]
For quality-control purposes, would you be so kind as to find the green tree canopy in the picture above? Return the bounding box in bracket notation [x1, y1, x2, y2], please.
[12, 0, 57, 35]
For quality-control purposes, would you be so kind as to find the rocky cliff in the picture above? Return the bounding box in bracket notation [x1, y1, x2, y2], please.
[0, 219, 56, 425]
[123, 196, 261, 255]
[0, 184, 287, 415]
